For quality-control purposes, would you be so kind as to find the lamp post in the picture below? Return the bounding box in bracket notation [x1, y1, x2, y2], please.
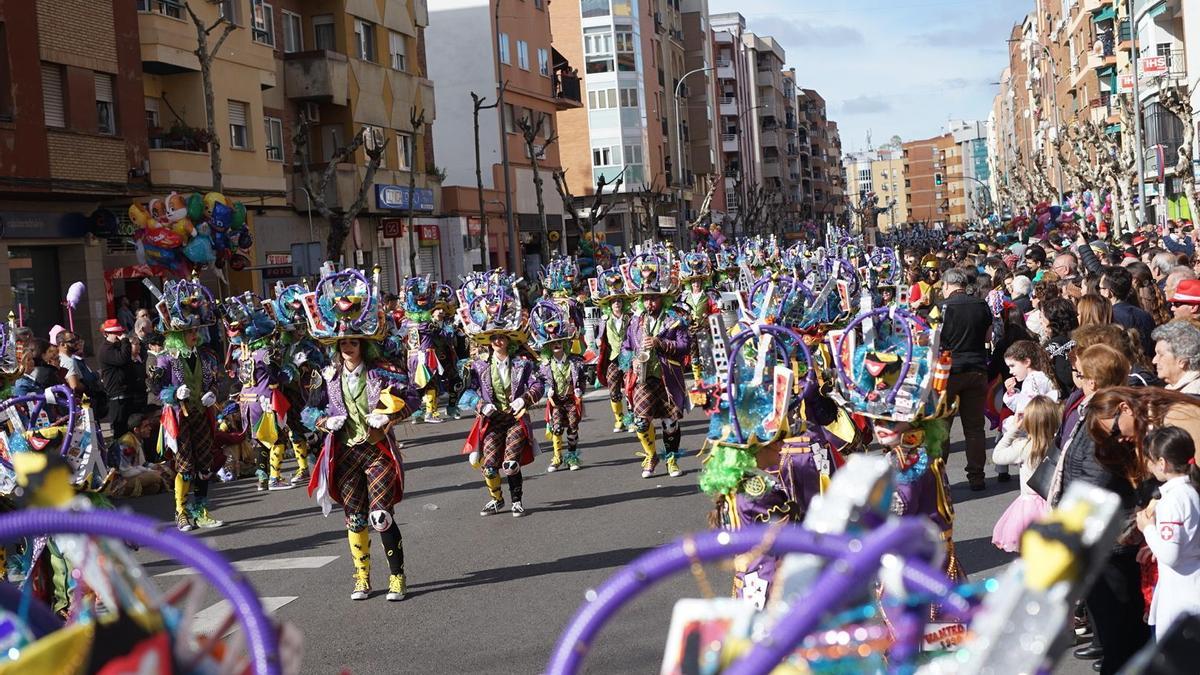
[673, 66, 716, 246]
[734, 103, 768, 233]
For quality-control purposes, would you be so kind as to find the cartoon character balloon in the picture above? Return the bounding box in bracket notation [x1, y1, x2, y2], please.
[130, 191, 253, 277]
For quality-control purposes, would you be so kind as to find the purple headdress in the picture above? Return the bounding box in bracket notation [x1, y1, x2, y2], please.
[155, 277, 216, 332]
[300, 263, 385, 344]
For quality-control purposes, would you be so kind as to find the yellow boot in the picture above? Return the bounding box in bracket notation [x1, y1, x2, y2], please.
[290, 438, 310, 484]
[267, 445, 293, 490]
[174, 474, 193, 532]
[480, 473, 504, 515]
[423, 389, 442, 423]
[637, 426, 658, 479]
[348, 529, 371, 600]
[610, 401, 626, 432]
[547, 433, 564, 472]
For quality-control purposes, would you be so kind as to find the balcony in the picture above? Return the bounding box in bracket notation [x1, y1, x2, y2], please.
[762, 157, 781, 179]
[552, 69, 583, 110]
[284, 50, 349, 105]
[760, 129, 779, 147]
[719, 96, 738, 116]
[721, 133, 739, 153]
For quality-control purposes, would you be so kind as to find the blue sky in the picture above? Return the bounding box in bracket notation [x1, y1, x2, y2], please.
[707, 0, 1030, 153]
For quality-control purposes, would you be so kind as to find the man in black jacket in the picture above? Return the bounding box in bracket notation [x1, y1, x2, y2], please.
[939, 268, 993, 490]
[1100, 265, 1156, 357]
[98, 319, 144, 439]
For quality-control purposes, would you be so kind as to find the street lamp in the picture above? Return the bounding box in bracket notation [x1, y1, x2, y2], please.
[673, 66, 716, 246]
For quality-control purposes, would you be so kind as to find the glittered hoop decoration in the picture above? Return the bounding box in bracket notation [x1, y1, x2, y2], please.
[724, 324, 815, 444]
[746, 275, 815, 324]
[869, 247, 900, 285]
[545, 520, 967, 675]
[0, 385, 78, 467]
[0, 509, 281, 675]
[319, 268, 372, 326]
[166, 281, 216, 329]
[834, 307, 919, 406]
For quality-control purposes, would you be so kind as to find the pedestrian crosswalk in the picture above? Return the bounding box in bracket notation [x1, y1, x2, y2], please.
[155, 555, 338, 577]
[191, 596, 298, 637]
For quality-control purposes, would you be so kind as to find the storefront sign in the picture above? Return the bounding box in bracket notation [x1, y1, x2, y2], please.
[262, 265, 293, 280]
[265, 252, 292, 265]
[381, 218, 405, 238]
[418, 224, 440, 246]
[467, 217, 483, 238]
[0, 210, 91, 239]
[1119, 73, 1134, 93]
[1140, 55, 1168, 75]
[375, 185, 435, 212]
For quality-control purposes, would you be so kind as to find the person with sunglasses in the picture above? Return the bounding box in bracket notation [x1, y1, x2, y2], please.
[1168, 278, 1200, 321]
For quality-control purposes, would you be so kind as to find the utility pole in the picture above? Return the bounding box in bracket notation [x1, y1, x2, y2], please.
[494, 0, 518, 273]
[1127, 0, 1147, 227]
[674, 66, 715, 249]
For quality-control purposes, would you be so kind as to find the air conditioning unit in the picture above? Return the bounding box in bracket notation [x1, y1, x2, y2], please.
[304, 102, 320, 123]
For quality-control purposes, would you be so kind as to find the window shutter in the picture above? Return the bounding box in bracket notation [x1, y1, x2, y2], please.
[417, 247, 438, 278]
[94, 73, 114, 103]
[41, 64, 64, 127]
[378, 247, 395, 294]
[228, 101, 247, 126]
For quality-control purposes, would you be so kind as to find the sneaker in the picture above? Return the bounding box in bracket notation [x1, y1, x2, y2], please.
[546, 462, 561, 473]
[410, 412, 425, 425]
[969, 479, 986, 492]
[192, 509, 224, 529]
[447, 407, 463, 420]
[568, 462, 581, 471]
[268, 478, 295, 491]
[997, 472, 1012, 483]
[257, 479, 268, 492]
[386, 574, 407, 601]
[480, 498, 504, 516]
[176, 511, 195, 532]
[613, 424, 625, 433]
[350, 576, 370, 601]
[290, 468, 310, 485]
[511, 501, 526, 517]
[666, 457, 683, 478]
[425, 414, 444, 424]
[641, 455, 657, 479]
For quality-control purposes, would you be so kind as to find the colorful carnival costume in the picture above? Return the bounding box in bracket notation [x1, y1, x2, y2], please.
[679, 251, 719, 383]
[400, 276, 450, 424]
[458, 276, 544, 517]
[302, 264, 418, 601]
[828, 303, 968, 616]
[147, 278, 224, 532]
[620, 253, 692, 479]
[219, 291, 296, 492]
[591, 267, 633, 433]
[269, 282, 329, 485]
[530, 300, 585, 472]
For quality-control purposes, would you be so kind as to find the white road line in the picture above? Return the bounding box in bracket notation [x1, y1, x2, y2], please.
[191, 596, 297, 637]
[156, 555, 339, 577]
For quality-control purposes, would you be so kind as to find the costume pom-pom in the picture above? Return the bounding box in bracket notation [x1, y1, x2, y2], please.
[301, 407, 324, 431]
[698, 442, 757, 496]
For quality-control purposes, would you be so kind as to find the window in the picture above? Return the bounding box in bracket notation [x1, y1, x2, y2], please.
[95, 73, 115, 134]
[516, 40, 529, 70]
[396, 132, 412, 170]
[41, 63, 64, 128]
[592, 146, 617, 166]
[145, 97, 160, 129]
[136, 0, 149, 10]
[624, 144, 643, 165]
[615, 31, 634, 52]
[313, 15, 335, 50]
[619, 87, 638, 107]
[228, 100, 249, 149]
[251, 1, 274, 46]
[537, 48, 549, 76]
[498, 33, 510, 65]
[321, 124, 342, 162]
[587, 88, 617, 109]
[354, 19, 376, 61]
[264, 117, 283, 161]
[582, 0, 610, 18]
[217, 0, 240, 25]
[389, 32, 407, 71]
[282, 11, 302, 53]
[584, 30, 613, 55]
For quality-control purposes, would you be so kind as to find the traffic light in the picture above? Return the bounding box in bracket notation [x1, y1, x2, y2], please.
[935, 173, 943, 186]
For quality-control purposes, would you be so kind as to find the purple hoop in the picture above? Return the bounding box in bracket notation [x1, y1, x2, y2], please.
[546, 521, 963, 675]
[322, 269, 372, 325]
[0, 509, 280, 675]
[723, 325, 815, 443]
[0, 385, 78, 463]
[834, 307, 919, 405]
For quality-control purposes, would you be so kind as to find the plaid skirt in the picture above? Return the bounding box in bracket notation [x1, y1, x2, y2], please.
[631, 376, 680, 421]
[481, 416, 528, 474]
[175, 407, 215, 479]
[335, 441, 401, 522]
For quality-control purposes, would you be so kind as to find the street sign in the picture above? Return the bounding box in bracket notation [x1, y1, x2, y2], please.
[265, 252, 292, 266]
[417, 223, 440, 246]
[1140, 55, 1168, 75]
[290, 242, 322, 277]
[262, 265, 293, 280]
[381, 218, 405, 238]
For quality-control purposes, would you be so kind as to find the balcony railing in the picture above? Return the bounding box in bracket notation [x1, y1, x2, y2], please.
[716, 58, 732, 68]
[141, 0, 184, 19]
[552, 70, 583, 109]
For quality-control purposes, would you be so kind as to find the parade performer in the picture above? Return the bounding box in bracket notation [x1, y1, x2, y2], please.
[219, 291, 294, 492]
[828, 303, 968, 610]
[148, 277, 224, 532]
[301, 264, 418, 601]
[530, 299, 585, 472]
[621, 252, 692, 479]
[592, 267, 633, 432]
[540, 256, 587, 351]
[433, 284, 463, 419]
[269, 282, 330, 484]
[458, 276, 544, 517]
[679, 251, 719, 383]
[400, 276, 448, 424]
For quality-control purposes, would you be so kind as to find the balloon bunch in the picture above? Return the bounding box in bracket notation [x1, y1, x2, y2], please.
[576, 231, 614, 280]
[128, 191, 254, 276]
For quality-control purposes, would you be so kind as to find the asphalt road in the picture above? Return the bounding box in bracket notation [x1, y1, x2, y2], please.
[124, 396, 1093, 674]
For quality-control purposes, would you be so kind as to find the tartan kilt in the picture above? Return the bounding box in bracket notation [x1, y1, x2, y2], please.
[631, 376, 680, 421]
[175, 407, 215, 478]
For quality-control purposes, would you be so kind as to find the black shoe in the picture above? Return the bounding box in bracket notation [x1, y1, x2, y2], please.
[1092, 660, 1103, 672]
[1074, 645, 1103, 660]
[969, 480, 986, 492]
[997, 472, 1012, 483]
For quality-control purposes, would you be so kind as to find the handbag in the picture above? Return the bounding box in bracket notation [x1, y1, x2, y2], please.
[1027, 443, 1062, 501]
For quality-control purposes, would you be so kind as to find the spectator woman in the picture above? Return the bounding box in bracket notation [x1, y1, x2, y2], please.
[1129, 262, 1170, 326]
[1152, 320, 1200, 394]
[1042, 297, 1079, 397]
[1076, 293, 1113, 328]
[12, 339, 59, 398]
[1026, 279, 1062, 342]
[1011, 274, 1034, 314]
[1071, 324, 1162, 388]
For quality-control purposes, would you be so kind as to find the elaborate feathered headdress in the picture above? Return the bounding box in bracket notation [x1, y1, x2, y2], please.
[621, 252, 678, 297]
[743, 274, 815, 328]
[217, 291, 276, 346]
[403, 275, 438, 315]
[458, 273, 525, 344]
[589, 266, 630, 308]
[300, 264, 386, 344]
[155, 277, 216, 332]
[540, 256, 581, 296]
[679, 251, 713, 283]
[268, 282, 310, 330]
[528, 299, 578, 351]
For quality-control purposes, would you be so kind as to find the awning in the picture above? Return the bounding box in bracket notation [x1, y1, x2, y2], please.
[1149, 2, 1168, 19]
[1092, 6, 1116, 23]
[1097, 65, 1116, 78]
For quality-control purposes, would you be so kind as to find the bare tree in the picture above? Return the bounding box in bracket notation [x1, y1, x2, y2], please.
[183, 1, 238, 193]
[1158, 84, 1199, 220]
[406, 107, 426, 276]
[689, 174, 718, 230]
[552, 168, 624, 245]
[292, 113, 389, 261]
[516, 112, 559, 259]
[633, 175, 670, 243]
[470, 86, 504, 269]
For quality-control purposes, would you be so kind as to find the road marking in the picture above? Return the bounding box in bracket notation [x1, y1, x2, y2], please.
[156, 555, 339, 577]
[191, 596, 297, 637]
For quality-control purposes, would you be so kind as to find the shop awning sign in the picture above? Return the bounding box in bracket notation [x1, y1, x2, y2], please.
[375, 185, 435, 212]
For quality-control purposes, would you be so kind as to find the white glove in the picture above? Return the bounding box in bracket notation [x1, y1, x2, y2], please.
[201, 391, 217, 408]
[366, 413, 390, 429]
[43, 387, 57, 405]
[260, 395, 274, 413]
[293, 351, 308, 366]
[574, 388, 583, 399]
[175, 384, 192, 402]
[511, 397, 526, 414]
[323, 415, 346, 431]
[481, 403, 497, 417]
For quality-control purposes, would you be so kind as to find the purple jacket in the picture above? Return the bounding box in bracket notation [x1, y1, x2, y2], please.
[538, 355, 585, 399]
[234, 346, 281, 432]
[621, 309, 692, 413]
[308, 364, 420, 427]
[892, 451, 953, 533]
[151, 349, 221, 409]
[467, 356, 545, 409]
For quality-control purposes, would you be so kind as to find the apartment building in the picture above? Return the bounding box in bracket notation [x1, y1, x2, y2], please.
[843, 146, 904, 232]
[681, 0, 726, 219]
[903, 134, 952, 226]
[428, 0, 582, 275]
[949, 119, 992, 223]
[799, 89, 845, 224]
[0, 0, 148, 343]
[826, 120, 846, 224]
